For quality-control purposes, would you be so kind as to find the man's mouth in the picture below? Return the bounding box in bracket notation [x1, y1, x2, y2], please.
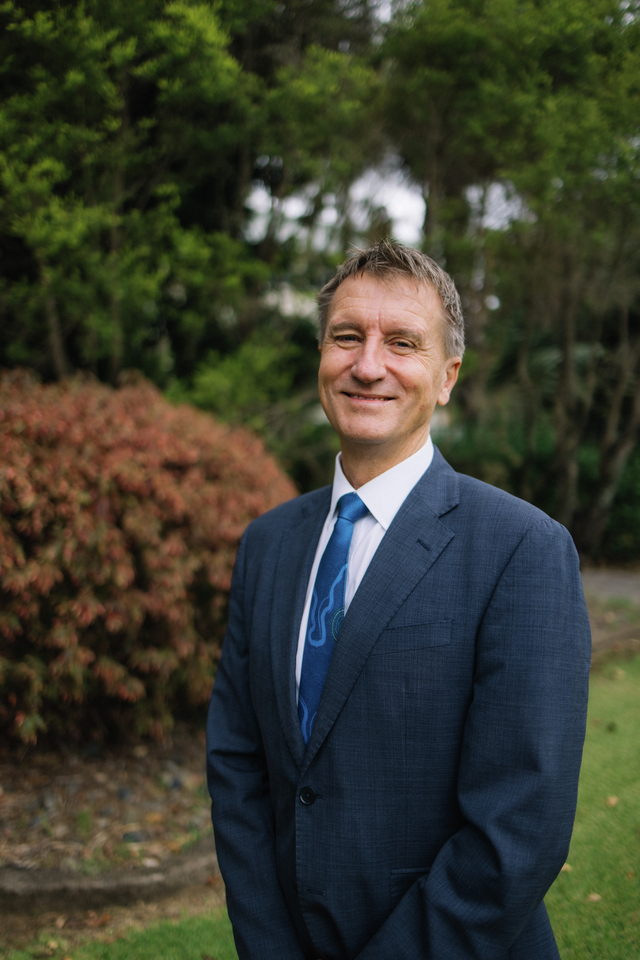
[343, 392, 392, 401]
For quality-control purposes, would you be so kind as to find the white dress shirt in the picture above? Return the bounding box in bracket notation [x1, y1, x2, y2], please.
[295, 436, 435, 693]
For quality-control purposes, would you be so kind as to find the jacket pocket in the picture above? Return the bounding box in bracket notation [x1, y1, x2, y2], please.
[371, 619, 452, 656]
[390, 867, 430, 907]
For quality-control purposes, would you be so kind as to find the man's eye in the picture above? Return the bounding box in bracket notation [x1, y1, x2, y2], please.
[393, 340, 413, 349]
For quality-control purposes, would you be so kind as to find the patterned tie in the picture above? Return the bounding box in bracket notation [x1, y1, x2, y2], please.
[298, 492, 369, 744]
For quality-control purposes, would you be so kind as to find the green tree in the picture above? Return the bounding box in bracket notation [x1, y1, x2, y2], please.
[382, 0, 640, 555]
[0, 0, 265, 383]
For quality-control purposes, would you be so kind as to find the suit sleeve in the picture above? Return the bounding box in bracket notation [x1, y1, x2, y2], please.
[206, 533, 307, 960]
[354, 517, 591, 959]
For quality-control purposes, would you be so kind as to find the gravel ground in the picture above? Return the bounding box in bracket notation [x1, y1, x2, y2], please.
[0, 728, 211, 875]
[0, 727, 219, 952]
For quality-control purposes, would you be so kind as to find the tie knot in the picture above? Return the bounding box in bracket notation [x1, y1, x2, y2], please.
[337, 492, 369, 525]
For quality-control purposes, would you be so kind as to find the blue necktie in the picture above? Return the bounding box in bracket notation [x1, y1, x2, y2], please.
[298, 492, 369, 744]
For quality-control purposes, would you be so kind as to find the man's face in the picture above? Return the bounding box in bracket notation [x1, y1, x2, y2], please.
[318, 273, 461, 467]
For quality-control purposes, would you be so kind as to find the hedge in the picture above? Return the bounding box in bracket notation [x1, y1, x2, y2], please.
[0, 371, 296, 745]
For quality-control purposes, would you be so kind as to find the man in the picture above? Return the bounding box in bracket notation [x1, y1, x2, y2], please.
[207, 240, 590, 960]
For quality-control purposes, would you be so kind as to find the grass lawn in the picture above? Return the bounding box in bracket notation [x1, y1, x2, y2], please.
[5, 909, 238, 960]
[545, 655, 640, 958]
[6, 656, 640, 960]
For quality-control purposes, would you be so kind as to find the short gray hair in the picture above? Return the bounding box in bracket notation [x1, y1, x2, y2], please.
[317, 239, 465, 358]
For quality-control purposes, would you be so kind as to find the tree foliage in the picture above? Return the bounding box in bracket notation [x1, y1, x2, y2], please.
[380, 0, 640, 556]
[0, 371, 295, 745]
[3, 0, 640, 557]
[0, 0, 376, 383]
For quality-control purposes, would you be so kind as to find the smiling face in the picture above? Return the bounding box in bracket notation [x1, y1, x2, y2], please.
[318, 273, 461, 485]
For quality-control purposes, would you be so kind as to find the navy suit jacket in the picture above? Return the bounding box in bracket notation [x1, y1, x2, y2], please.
[206, 448, 591, 960]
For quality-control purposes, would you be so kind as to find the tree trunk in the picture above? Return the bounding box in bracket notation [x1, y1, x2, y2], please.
[38, 258, 70, 380]
[576, 319, 640, 555]
[109, 282, 123, 384]
[515, 301, 538, 502]
[109, 82, 127, 384]
[553, 261, 581, 528]
[422, 105, 442, 261]
[578, 434, 637, 555]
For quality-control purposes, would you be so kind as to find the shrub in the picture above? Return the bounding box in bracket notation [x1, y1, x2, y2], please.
[0, 371, 296, 745]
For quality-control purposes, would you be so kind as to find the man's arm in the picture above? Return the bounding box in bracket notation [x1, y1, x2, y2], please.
[355, 517, 590, 959]
[206, 533, 307, 960]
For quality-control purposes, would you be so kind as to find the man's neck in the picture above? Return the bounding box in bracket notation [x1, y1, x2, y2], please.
[340, 435, 431, 489]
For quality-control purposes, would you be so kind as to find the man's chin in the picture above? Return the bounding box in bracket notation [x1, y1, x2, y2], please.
[337, 431, 408, 455]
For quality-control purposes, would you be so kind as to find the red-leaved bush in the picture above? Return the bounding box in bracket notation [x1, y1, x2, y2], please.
[0, 371, 296, 745]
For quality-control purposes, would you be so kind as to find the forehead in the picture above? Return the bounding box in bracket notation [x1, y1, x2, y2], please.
[327, 273, 445, 335]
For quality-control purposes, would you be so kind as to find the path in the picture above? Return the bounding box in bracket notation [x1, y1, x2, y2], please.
[581, 568, 640, 605]
[581, 567, 640, 666]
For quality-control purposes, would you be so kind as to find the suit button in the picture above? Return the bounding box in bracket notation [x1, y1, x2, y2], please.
[299, 786, 317, 805]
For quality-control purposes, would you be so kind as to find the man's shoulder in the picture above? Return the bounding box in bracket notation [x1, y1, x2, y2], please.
[450, 467, 571, 545]
[457, 471, 546, 517]
[427, 449, 568, 543]
[244, 485, 331, 540]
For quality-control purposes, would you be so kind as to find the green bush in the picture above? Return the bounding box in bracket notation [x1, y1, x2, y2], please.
[0, 370, 296, 745]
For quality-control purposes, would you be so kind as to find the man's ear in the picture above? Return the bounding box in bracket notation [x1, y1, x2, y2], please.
[437, 357, 462, 406]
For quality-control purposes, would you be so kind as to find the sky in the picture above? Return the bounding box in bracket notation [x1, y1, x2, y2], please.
[245, 165, 522, 250]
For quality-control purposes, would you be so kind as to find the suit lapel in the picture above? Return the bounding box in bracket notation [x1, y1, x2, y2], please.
[301, 450, 459, 771]
[270, 487, 331, 771]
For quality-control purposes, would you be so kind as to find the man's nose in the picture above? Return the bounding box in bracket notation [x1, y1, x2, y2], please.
[351, 339, 386, 382]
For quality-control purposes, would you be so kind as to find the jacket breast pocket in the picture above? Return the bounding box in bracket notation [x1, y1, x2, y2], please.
[390, 867, 430, 907]
[370, 619, 452, 656]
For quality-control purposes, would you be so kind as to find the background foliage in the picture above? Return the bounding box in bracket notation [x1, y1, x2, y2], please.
[3, 0, 640, 555]
[0, 371, 295, 745]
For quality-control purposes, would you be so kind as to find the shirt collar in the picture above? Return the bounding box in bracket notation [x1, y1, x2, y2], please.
[329, 436, 434, 530]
